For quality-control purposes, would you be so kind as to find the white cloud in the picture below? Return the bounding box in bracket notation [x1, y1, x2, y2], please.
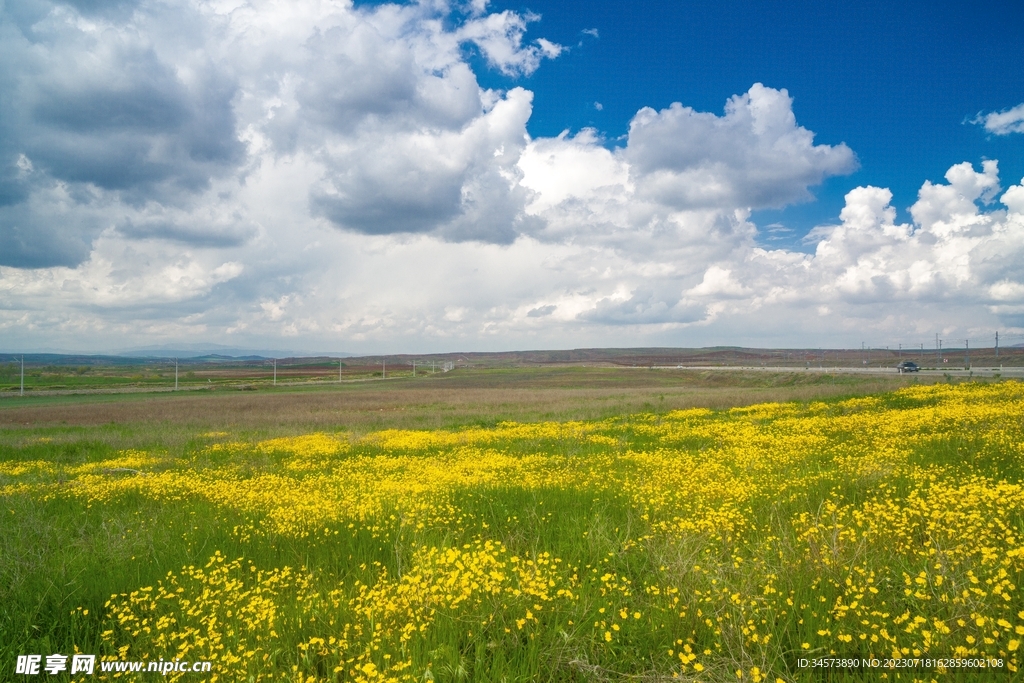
[973, 103, 1024, 135]
[455, 10, 563, 76]
[0, 234, 244, 310]
[4, 163, 1024, 351]
[790, 164, 1024, 312]
[686, 266, 750, 298]
[622, 84, 857, 210]
[0, 0, 559, 267]
[465, 0, 490, 18]
[2, 2, 1023, 351]
[517, 84, 855, 259]
[310, 87, 536, 242]
[1003, 183, 1024, 215]
[910, 160, 1000, 232]
[518, 129, 630, 215]
[989, 281, 1024, 302]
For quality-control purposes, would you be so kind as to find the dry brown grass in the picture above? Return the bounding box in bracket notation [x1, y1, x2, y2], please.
[0, 367, 931, 438]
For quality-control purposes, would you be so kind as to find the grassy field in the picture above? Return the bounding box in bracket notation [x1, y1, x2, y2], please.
[2, 369, 1022, 681]
[4, 344, 1023, 395]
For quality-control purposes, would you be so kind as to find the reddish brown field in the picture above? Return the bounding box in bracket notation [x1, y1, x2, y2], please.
[0, 366, 931, 439]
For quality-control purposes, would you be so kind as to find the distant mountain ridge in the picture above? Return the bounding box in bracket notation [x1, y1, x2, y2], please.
[115, 343, 353, 359]
[2, 343, 1021, 368]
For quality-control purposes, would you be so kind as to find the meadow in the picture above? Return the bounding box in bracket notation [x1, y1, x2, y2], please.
[2, 370, 1022, 682]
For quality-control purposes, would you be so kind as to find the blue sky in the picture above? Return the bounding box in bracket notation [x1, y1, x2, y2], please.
[2, 0, 1024, 353]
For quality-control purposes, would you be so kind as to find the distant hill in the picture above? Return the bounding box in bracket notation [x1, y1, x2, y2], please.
[0, 353, 141, 366]
[0, 345, 353, 366]
[2, 344, 1020, 370]
[115, 343, 353, 359]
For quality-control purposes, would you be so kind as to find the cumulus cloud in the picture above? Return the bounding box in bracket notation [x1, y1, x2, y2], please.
[1, 234, 245, 312]
[774, 162, 1024, 312]
[518, 84, 857, 225]
[456, 11, 564, 76]
[2, 1, 1023, 351]
[910, 160, 1000, 232]
[3, 160, 1024, 350]
[622, 84, 857, 210]
[516, 84, 855, 264]
[1, 3, 241, 204]
[310, 87, 536, 242]
[0, 0, 560, 268]
[973, 103, 1024, 135]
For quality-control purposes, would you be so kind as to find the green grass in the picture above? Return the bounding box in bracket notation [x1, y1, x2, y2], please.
[1, 373, 1020, 682]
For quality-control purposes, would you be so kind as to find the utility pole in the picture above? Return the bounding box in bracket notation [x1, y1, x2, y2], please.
[412, 360, 416, 377]
[273, 359, 277, 386]
[339, 359, 343, 382]
[965, 339, 970, 369]
[936, 334, 940, 367]
[382, 357, 386, 379]
[175, 358, 178, 391]
[20, 355, 24, 396]
[996, 331, 999, 358]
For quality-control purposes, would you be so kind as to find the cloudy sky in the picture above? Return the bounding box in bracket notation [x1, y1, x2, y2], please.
[1, 0, 1023, 354]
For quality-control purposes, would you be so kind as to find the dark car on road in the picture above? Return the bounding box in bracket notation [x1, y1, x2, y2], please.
[896, 361, 919, 373]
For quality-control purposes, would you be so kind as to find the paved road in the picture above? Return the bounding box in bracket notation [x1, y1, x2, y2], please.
[652, 365, 1024, 377]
